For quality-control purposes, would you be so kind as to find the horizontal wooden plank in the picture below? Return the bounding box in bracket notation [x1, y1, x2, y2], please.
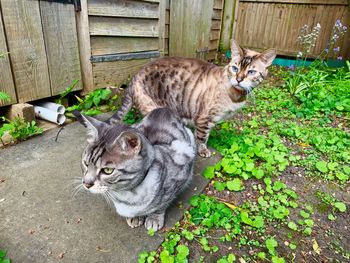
[141, 0, 160, 2]
[89, 16, 159, 37]
[211, 20, 221, 30]
[165, 10, 170, 24]
[91, 50, 160, 62]
[213, 0, 223, 9]
[88, 0, 159, 19]
[91, 36, 159, 56]
[212, 9, 222, 20]
[210, 29, 220, 40]
[239, 0, 348, 4]
[93, 58, 153, 88]
[164, 38, 169, 54]
[165, 24, 169, 38]
[207, 50, 217, 60]
[209, 39, 219, 50]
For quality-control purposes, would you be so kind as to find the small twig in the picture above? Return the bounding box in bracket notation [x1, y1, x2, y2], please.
[55, 127, 64, 142]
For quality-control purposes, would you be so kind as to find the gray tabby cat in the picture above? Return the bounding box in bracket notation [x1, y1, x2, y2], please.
[74, 108, 196, 231]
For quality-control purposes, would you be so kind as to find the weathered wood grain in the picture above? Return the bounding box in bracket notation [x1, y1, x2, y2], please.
[234, 1, 350, 58]
[169, 0, 214, 58]
[88, 0, 159, 19]
[91, 36, 159, 56]
[89, 16, 159, 37]
[92, 59, 153, 88]
[0, 10, 16, 106]
[158, 0, 166, 55]
[1, 0, 50, 102]
[76, 0, 94, 93]
[40, 1, 82, 96]
[219, 0, 236, 50]
[239, 0, 347, 4]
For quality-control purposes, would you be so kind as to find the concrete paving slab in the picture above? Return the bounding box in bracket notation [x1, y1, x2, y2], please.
[0, 116, 220, 263]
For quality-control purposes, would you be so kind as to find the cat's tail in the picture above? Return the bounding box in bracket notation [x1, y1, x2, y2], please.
[107, 86, 133, 125]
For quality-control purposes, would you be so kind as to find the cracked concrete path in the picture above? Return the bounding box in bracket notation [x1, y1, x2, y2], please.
[0, 116, 220, 263]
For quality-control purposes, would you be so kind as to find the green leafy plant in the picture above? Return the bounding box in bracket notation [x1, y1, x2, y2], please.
[55, 80, 79, 105]
[66, 88, 112, 116]
[0, 250, 10, 263]
[0, 92, 11, 103]
[0, 117, 43, 144]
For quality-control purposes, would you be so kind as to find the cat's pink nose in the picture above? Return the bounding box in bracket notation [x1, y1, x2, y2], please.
[237, 76, 244, 83]
[83, 181, 94, 189]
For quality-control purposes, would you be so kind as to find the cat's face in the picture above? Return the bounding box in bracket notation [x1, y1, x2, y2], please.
[74, 112, 150, 195]
[228, 40, 276, 94]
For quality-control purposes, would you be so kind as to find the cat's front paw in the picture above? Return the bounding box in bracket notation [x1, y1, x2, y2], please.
[198, 144, 211, 158]
[126, 216, 145, 228]
[145, 212, 165, 231]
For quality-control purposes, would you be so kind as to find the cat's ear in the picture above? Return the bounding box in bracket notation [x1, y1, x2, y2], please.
[231, 39, 243, 61]
[259, 49, 276, 67]
[115, 131, 141, 155]
[73, 110, 104, 144]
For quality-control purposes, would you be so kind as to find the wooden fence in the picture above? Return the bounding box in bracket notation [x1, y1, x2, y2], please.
[0, 0, 82, 107]
[79, 0, 167, 91]
[221, 0, 350, 59]
[169, 0, 224, 60]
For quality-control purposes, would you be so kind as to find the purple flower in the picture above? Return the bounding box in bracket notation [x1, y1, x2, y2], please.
[334, 47, 340, 52]
[325, 48, 329, 53]
[337, 56, 343, 60]
[335, 19, 341, 26]
[288, 64, 295, 71]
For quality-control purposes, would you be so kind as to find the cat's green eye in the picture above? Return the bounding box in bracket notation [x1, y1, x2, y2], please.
[248, 70, 256, 75]
[232, 65, 239, 72]
[102, 168, 114, 175]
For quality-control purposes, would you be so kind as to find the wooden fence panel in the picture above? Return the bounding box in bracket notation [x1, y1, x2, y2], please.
[169, 0, 214, 59]
[40, 1, 82, 96]
[1, 0, 50, 103]
[233, 0, 350, 58]
[88, 0, 159, 18]
[89, 16, 159, 37]
[91, 37, 159, 56]
[93, 59, 152, 88]
[0, 10, 16, 106]
[87, 0, 166, 90]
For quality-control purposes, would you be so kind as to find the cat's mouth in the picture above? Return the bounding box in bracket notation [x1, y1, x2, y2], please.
[235, 85, 252, 95]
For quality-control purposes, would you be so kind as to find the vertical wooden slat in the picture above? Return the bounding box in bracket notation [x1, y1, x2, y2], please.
[76, 0, 94, 93]
[0, 8, 16, 106]
[40, 1, 82, 96]
[169, 0, 214, 58]
[158, 0, 166, 55]
[232, 1, 350, 58]
[1, 0, 50, 103]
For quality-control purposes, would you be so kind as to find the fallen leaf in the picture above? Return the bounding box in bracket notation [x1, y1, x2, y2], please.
[223, 201, 237, 210]
[96, 246, 110, 253]
[298, 142, 310, 148]
[0, 198, 5, 203]
[239, 257, 247, 263]
[59, 252, 65, 259]
[76, 218, 82, 224]
[312, 239, 321, 255]
[28, 229, 35, 234]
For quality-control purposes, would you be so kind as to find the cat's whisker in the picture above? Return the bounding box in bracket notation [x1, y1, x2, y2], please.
[71, 184, 84, 199]
[104, 191, 115, 210]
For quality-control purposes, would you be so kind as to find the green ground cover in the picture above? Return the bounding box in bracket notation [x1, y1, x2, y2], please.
[138, 63, 350, 263]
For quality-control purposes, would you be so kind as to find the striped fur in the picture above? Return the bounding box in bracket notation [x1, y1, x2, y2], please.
[108, 40, 276, 157]
[76, 108, 196, 231]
